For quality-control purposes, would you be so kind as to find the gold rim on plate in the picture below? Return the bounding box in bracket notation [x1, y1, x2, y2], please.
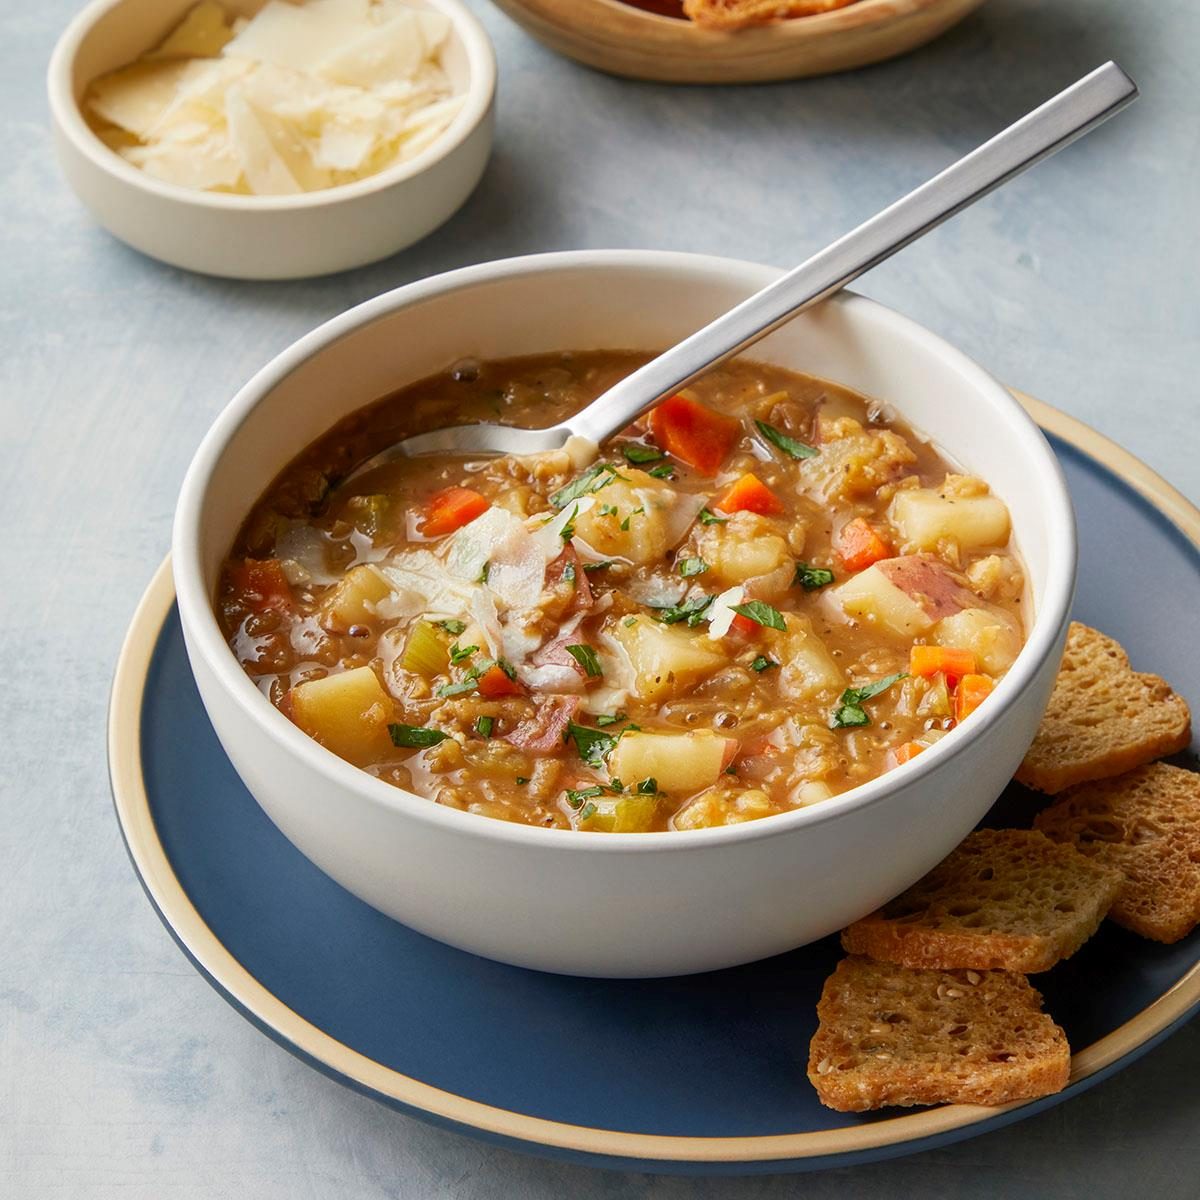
[108, 395, 1200, 1164]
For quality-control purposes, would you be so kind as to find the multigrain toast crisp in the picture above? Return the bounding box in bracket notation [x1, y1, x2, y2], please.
[683, 0, 859, 30]
[1035, 763, 1200, 944]
[808, 956, 1071, 1111]
[1016, 623, 1191, 794]
[841, 829, 1122, 973]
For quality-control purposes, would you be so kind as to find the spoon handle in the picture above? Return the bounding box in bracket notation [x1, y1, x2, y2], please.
[565, 61, 1137, 449]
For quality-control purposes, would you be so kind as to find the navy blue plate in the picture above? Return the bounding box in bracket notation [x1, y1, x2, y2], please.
[110, 405, 1200, 1174]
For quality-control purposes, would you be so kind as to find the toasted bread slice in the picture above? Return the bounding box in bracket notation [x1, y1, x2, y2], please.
[1016, 623, 1191, 794]
[841, 829, 1122, 972]
[808, 956, 1070, 1111]
[1035, 763, 1200, 944]
[683, 0, 858, 29]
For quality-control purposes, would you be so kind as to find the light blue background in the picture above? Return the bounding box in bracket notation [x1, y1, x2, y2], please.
[2, 0, 1197, 1195]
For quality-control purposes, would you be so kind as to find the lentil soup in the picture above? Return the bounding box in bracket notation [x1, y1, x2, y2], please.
[218, 352, 1026, 832]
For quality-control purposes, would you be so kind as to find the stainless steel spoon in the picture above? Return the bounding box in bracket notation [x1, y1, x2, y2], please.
[347, 61, 1136, 478]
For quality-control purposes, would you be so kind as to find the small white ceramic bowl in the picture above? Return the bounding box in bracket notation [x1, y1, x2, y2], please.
[47, 0, 496, 279]
[173, 251, 1076, 977]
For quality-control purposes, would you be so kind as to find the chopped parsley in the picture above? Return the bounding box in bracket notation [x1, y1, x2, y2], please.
[698, 507, 727, 525]
[477, 562, 490, 584]
[677, 557, 708, 578]
[755, 419, 818, 460]
[565, 721, 617, 768]
[595, 712, 626, 728]
[794, 562, 836, 591]
[620, 443, 665, 465]
[562, 562, 576, 585]
[565, 644, 603, 678]
[831, 672, 909, 730]
[579, 802, 598, 822]
[474, 715, 494, 739]
[636, 777, 659, 795]
[647, 464, 675, 480]
[750, 655, 778, 672]
[388, 723, 449, 748]
[436, 679, 479, 698]
[436, 619, 466, 636]
[583, 560, 613, 573]
[620, 505, 644, 532]
[565, 785, 605, 809]
[449, 642, 478, 665]
[560, 504, 579, 542]
[598, 503, 619, 517]
[729, 600, 787, 631]
[550, 462, 625, 509]
[493, 657, 519, 681]
[651, 594, 714, 627]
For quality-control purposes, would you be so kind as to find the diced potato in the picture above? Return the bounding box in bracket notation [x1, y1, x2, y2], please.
[610, 617, 726, 702]
[792, 780, 834, 807]
[318, 565, 392, 633]
[609, 731, 735, 795]
[696, 512, 790, 586]
[830, 563, 933, 638]
[570, 469, 675, 565]
[772, 615, 845, 700]
[932, 607, 1023, 675]
[890, 487, 1011, 552]
[289, 666, 395, 765]
[672, 785, 776, 829]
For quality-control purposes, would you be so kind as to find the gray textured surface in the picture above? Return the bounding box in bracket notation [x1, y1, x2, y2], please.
[3, 0, 1198, 1195]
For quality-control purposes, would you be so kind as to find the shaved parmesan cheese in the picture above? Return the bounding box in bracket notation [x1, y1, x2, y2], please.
[84, 0, 463, 196]
[381, 549, 477, 618]
[706, 585, 746, 640]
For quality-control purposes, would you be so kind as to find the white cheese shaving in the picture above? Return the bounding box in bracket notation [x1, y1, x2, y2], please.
[706, 585, 746, 640]
[85, 0, 463, 195]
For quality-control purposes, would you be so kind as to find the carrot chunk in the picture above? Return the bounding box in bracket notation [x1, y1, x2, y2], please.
[477, 664, 526, 698]
[910, 645, 978, 682]
[954, 673, 995, 722]
[228, 558, 293, 613]
[714, 472, 783, 516]
[648, 394, 741, 476]
[420, 487, 490, 537]
[893, 741, 926, 765]
[835, 518, 892, 572]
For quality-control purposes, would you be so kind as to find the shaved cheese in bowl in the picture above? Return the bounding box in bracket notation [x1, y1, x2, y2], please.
[83, 0, 466, 195]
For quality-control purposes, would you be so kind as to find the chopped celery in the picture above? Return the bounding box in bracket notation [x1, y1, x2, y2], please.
[346, 494, 390, 538]
[400, 619, 449, 677]
[581, 793, 658, 832]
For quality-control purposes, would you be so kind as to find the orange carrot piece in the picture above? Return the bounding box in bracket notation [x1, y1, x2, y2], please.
[420, 487, 490, 537]
[714, 472, 783, 516]
[648, 394, 740, 476]
[476, 664, 525, 698]
[954, 673, 995, 722]
[910, 645, 978, 682]
[228, 558, 293, 614]
[835, 518, 892, 573]
[893, 741, 925, 765]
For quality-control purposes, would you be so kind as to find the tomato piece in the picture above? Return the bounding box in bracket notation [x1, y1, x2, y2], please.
[835, 518, 892, 572]
[228, 558, 293, 614]
[420, 487, 490, 537]
[648, 394, 740, 476]
[477, 664, 526, 698]
[954, 673, 995, 722]
[910, 645, 978, 683]
[714, 472, 783, 516]
[729, 612, 760, 638]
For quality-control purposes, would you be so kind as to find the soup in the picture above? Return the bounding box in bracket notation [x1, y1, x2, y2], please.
[218, 352, 1026, 831]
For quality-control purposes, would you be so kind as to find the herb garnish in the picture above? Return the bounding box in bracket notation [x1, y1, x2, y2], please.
[620, 505, 644, 532]
[651, 594, 714, 627]
[794, 562, 835, 591]
[636, 777, 659, 795]
[598, 503, 618, 517]
[474, 716, 494, 739]
[550, 462, 626, 509]
[579, 802, 598, 822]
[647, 464, 675, 480]
[583, 560, 613, 573]
[565, 644, 603, 678]
[436, 619, 466, 636]
[677, 557, 708, 578]
[831, 672, 908, 729]
[449, 642, 478, 665]
[698, 507, 727, 525]
[750, 655, 778, 672]
[388, 723, 449, 748]
[565, 721, 617, 767]
[729, 600, 787, 631]
[562, 562, 576, 584]
[621, 443, 665, 465]
[560, 504, 579, 542]
[595, 712, 626, 727]
[755, 419, 818, 460]
[436, 679, 479, 698]
[565, 785, 605, 809]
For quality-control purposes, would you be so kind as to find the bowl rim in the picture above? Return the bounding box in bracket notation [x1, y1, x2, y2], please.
[173, 248, 1077, 852]
[46, 0, 497, 211]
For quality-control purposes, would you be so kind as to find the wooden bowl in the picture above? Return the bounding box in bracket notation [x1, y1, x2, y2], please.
[490, 0, 987, 84]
